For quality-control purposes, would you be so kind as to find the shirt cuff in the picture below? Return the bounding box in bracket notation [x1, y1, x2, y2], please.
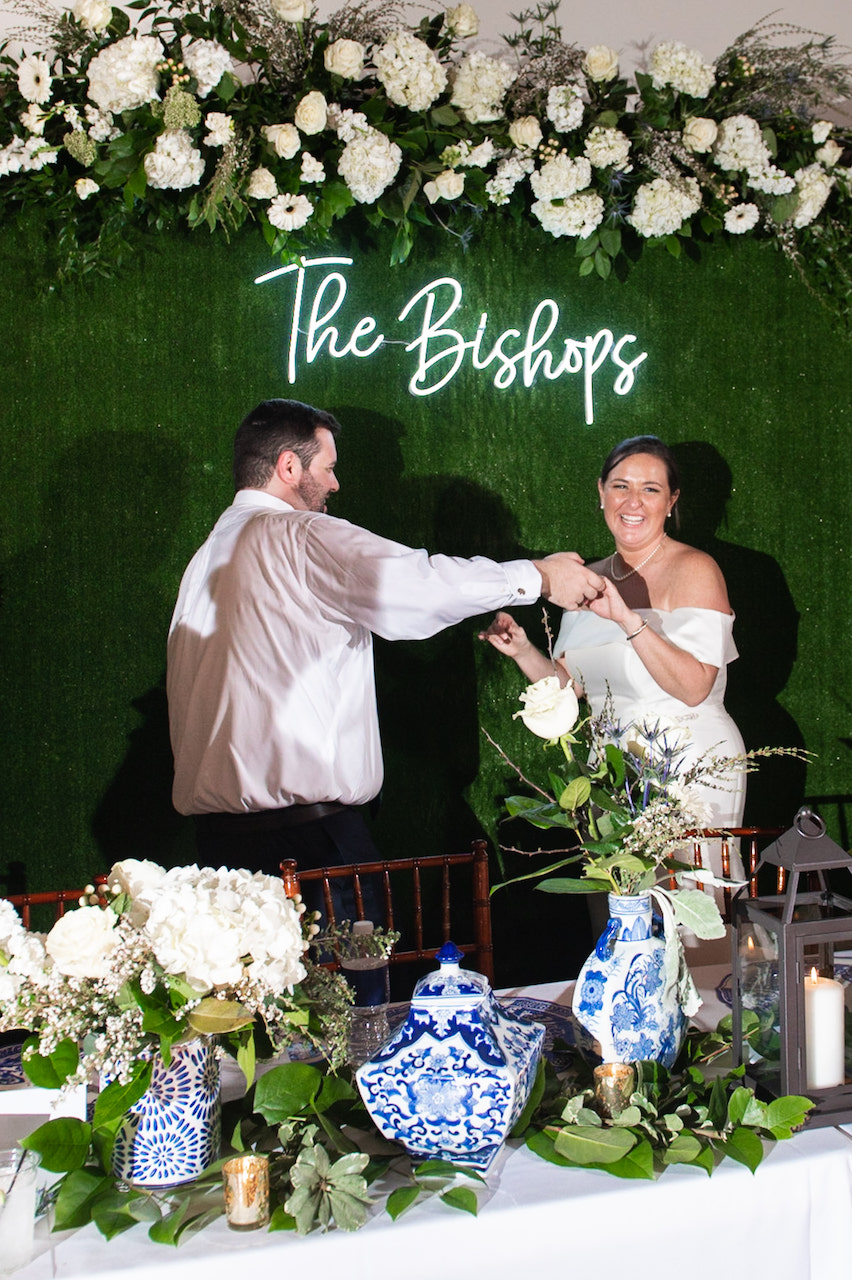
[502, 560, 543, 603]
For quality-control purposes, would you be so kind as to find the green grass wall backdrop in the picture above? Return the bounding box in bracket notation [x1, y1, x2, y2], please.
[1, 214, 849, 976]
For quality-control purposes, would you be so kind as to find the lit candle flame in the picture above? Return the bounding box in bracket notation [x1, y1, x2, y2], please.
[809, 966, 819, 985]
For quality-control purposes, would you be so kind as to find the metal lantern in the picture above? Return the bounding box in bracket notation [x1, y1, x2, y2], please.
[731, 806, 852, 1126]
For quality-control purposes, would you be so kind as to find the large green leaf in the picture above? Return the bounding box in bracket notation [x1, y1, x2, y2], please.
[386, 1185, 422, 1220]
[254, 1062, 322, 1123]
[670, 888, 725, 939]
[535, 876, 611, 894]
[93, 1064, 153, 1127]
[717, 1126, 765, 1173]
[21, 1037, 78, 1089]
[553, 1124, 637, 1165]
[21, 1118, 92, 1173]
[440, 1186, 478, 1215]
[53, 1169, 112, 1229]
[763, 1095, 814, 1138]
[186, 998, 254, 1035]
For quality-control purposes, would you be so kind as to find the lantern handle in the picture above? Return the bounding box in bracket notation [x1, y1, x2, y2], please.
[794, 805, 825, 839]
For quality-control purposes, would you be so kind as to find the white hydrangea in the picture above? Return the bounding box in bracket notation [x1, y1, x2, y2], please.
[72, 0, 112, 32]
[724, 202, 759, 233]
[812, 120, 832, 144]
[713, 115, 769, 175]
[17, 55, 53, 105]
[85, 104, 115, 142]
[485, 150, 534, 204]
[792, 163, 835, 227]
[87, 34, 162, 113]
[0, 900, 48, 1002]
[328, 106, 370, 143]
[204, 111, 234, 147]
[374, 30, 447, 112]
[584, 124, 631, 170]
[300, 152, 325, 183]
[181, 37, 234, 97]
[747, 165, 795, 195]
[816, 140, 843, 168]
[628, 176, 701, 237]
[451, 51, 516, 123]
[246, 166, 277, 198]
[532, 191, 604, 239]
[546, 82, 584, 132]
[338, 126, 402, 203]
[144, 129, 204, 190]
[649, 41, 715, 98]
[0, 134, 59, 172]
[530, 153, 592, 200]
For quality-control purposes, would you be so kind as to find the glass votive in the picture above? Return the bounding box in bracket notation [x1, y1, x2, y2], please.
[593, 1062, 636, 1119]
[222, 1154, 270, 1231]
[0, 1149, 39, 1274]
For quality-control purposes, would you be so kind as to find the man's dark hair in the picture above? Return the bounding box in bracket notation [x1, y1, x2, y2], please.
[233, 399, 341, 491]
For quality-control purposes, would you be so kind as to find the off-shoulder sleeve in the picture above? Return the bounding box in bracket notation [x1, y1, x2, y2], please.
[659, 608, 738, 667]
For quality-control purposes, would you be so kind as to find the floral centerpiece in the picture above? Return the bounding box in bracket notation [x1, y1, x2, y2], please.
[0, 0, 850, 325]
[0, 858, 349, 1089]
[488, 675, 804, 1065]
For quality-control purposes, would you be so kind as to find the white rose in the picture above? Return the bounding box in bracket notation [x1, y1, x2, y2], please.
[508, 116, 542, 150]
[45, 907, 119, 979]
[294, 90, 327, 135]
[246, 165, 278, 198]
[324, 39, 365, 79]
[682, 116, 717, 154]
[812, 120, 832, 144]
[109, 858, 166, 900]
[263, 123, 300, 158]
[424, 168, 465, 202]
[816, 139, 843, 167]
[582, 44, 619, 83]
[269, 0, 310, 21]
[72, 0, 113, 32]
[446, 3, 479, 38]
[515, 676, 580, 739]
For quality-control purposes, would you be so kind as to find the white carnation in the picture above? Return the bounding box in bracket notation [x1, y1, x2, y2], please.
[649, 41, 715, 98]
[268, 191, 314, 230]
[85, 104, 115, 142]
[451, 50, 515, 123]
[583, 124, 631, 170]
[546, 82, 584, 133]
[531, 152, 592, 199]
[144, 128, 204, 190]
[628, 176, 701, 237]
[792, 163, 834, 227]
[338, 126, 402, 203]
[532, 191, 604, 239]
[17, 55, 53, 105]
[20, 104, 46, 134]
[374, 31, 447, 112]
[87, 34, 162, 113]
[246, 165, 278, 198]
[72, 0, 112, 32]
[816, 139, 843, 168]
[204, 111, 233, 147]
[181, 37, 234, 97]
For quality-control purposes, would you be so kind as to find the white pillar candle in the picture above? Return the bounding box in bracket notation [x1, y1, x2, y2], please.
[804, 968, 846, 1090]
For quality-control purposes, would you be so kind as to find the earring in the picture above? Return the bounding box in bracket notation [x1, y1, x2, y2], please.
[599, 504, 604, 510]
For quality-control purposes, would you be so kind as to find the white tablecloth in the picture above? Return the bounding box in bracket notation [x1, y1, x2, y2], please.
[10, 970, 852, 1280]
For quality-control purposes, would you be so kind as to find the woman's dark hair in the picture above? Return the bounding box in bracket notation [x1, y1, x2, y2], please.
[599, 435, 681, 526]
[233, 398, 341, 491]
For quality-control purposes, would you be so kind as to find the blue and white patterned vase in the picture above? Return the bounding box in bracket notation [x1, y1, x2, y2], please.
[109, 1039, 221, 1187]
[572, 892, 686, 1069]
[356, 942, 545, 1171]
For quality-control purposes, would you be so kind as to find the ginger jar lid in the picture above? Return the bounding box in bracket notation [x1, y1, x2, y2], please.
[410, 941, 491, 1006]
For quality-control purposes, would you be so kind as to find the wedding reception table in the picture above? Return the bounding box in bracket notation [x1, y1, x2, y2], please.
[8, 969, 852, 1280]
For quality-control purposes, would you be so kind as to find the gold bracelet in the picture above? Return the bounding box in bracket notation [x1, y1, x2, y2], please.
[625, 620, 648, 642]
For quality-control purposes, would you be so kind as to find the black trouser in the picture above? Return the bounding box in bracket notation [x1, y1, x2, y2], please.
[193, 804, 384, 926]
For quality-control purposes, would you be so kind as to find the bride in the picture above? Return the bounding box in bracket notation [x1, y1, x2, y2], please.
[480, 435, 747, 942]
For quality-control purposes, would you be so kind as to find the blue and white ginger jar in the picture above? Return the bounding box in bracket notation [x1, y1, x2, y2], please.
[572, 893, 686, 1068]
[109, 1038, 221, 1187]
[356, 942, 544, 1171]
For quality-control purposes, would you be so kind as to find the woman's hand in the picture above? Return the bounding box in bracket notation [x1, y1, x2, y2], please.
[588, 578, 635, 630]
[478, 612, 564, 684]
[478, 611, 530, 657]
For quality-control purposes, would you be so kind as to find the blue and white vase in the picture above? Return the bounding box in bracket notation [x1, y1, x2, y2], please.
[572, 892, 686, 1069]
[356, 942, 544, 1171]
[109, 1039, 221, 1187]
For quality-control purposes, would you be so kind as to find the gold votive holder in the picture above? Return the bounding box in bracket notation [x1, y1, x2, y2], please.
[222, 1154, 270, 1231]
[593, 1062, 636, 1119]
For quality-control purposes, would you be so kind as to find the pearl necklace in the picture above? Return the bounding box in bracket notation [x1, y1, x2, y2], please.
[609, 535, 666, 583]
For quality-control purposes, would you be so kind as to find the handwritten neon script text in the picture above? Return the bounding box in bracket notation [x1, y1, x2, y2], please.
[255, 257, 648, 424]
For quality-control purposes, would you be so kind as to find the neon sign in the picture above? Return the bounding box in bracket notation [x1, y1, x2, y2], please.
[255, 256, 648, 425]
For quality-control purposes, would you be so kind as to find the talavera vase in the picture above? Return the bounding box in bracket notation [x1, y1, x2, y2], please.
[356, 942, 544, 1170]
[572, 892, 686, 1068]
[109, 1039, 221, 1187]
